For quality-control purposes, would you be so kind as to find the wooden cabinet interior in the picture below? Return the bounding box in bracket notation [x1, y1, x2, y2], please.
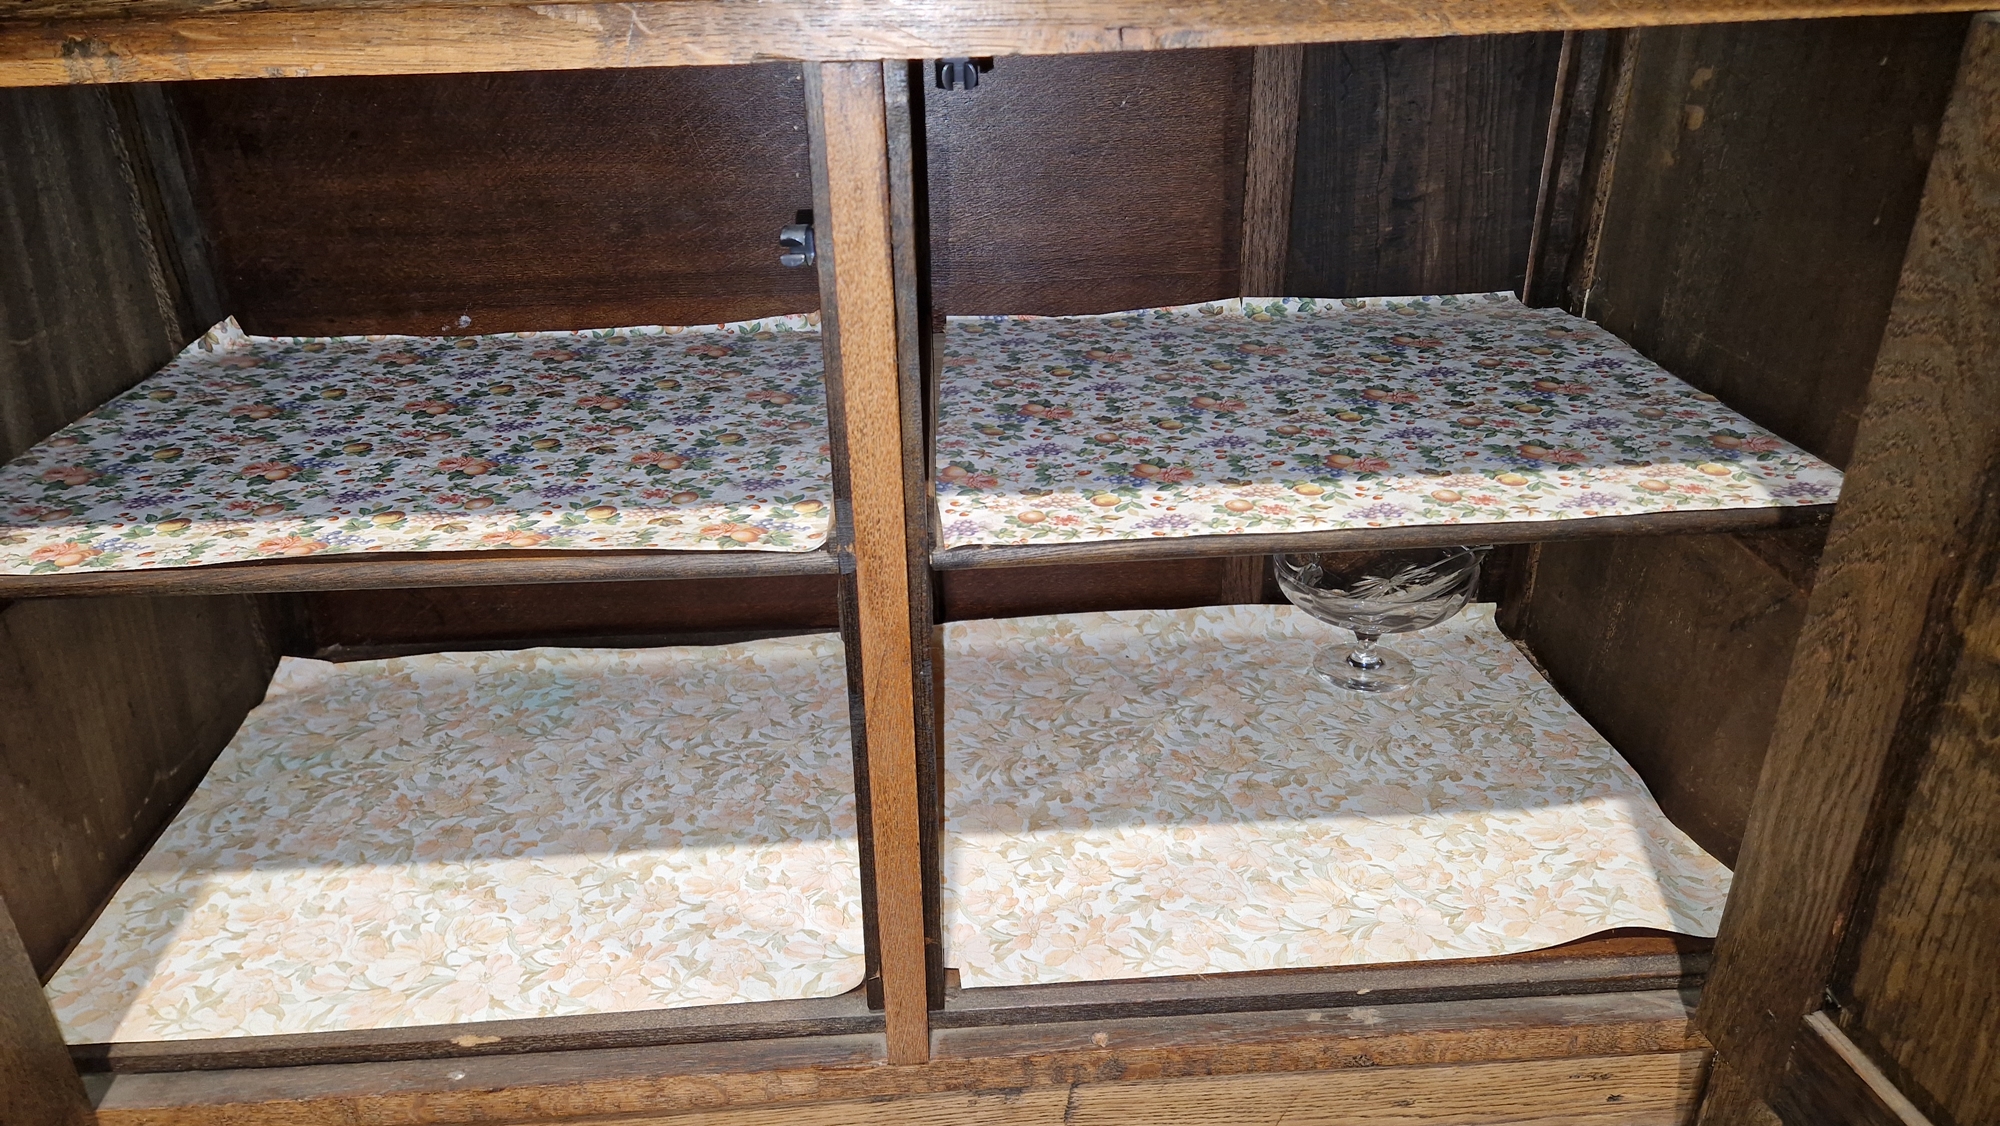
[0, 7, 1993, 1122]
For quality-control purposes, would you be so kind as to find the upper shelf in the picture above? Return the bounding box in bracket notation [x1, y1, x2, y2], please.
[0, 0, 1987, 87]
[0, 315, 840, 598]
[931, 294, 1841, 570]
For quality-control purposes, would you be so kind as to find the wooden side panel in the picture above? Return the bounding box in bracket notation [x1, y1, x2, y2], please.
[1522, 15, 1968, 881]
[1239, 44, 1303, 298]
[1701, 12, 2000, 1098]
[171, 65, 817, 336]
[1831, 471, 2000, 1121]
[1, 897, 92, 1126]
[1514, 530, 1816, 867]
[0, 85, 187, 459]
[1287, 34, 1563, 300]
[0, 82, 273, 1124]
[925, 49, 1251, 316]
[1574, 15, 1969, 468]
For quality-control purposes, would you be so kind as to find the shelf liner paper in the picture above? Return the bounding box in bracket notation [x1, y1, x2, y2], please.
[46, 633, 863, 1042]
[942, 603, 1731, 987]
[935, 293, 1841, 548]
[1, 315, 831, 574]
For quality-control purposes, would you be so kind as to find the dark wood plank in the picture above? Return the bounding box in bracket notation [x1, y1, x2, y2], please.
[76, 994, 881, 1074]
[1696, 1056, 1786, 1126]
[170, 65, 816, 337]
[808, 59, 929, 1065]
[1515, 529, 1821, 867]
[301, 575, 839, 655]
[926, 49, 1250, 316]
[941, 557, 1252, 621]
[1700, 12, 2000, 1098]
[1572, 15, 1970, 467]
[1287, 34, 1563, 300]
[1523, 31, 1610, 308]
[932, 503, 1834, 571]
[1239, 44, 1303, 298]
[0, 595, 277, 975]
[1, 895, 93, 1126]
[0, 547, 844, 600]
[1830, 458, 2000, 1124]
[1769, 1013, 1934, 1126]
[0, 85, 191, 460]
[3, 0, 1995, 88]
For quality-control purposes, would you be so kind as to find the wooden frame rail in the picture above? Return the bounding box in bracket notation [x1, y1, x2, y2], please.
[0, 0, 1993, 88]
[0, 543, 846, 599]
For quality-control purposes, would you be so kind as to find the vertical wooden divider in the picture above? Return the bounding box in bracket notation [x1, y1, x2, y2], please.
[806, 60, 931, 1065]
[1222, 42, 1304, 606]
[1699, 12, 2000, 1102]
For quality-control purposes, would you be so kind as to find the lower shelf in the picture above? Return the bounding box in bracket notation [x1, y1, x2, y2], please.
[940, 603, 1731, 989]
[45, 633, 866, 1047]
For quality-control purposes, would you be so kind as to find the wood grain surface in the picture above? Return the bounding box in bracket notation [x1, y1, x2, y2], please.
[0, 0, 1993, 88]
[1699, 11, 2000, 1100]
[808, 60, 929, 1065]
[1, 897, 93, 1126]
[89, 989, 1705, 1126]
[300, 575, 840, 654]
[1239, 44, 1303, 298]
[1517, 529, 1818, 867]
[1768, 1013, 1934, 1126]
[1575, 14, 1969, 468]
[1286, 33, 1563, 300]
[1830, 418, 2000, 1121]
[924, 49, 1249, 316]
[171, 66, 818, 337]
[578, 1051, 1711, 1125]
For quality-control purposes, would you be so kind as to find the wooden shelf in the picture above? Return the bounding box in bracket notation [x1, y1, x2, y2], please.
[0, 0, 1987, 88]
[0, 316, 840, 598]
[933, 503, 1832, 569]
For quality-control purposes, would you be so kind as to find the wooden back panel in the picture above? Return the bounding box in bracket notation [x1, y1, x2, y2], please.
[171, 64, 818, 336]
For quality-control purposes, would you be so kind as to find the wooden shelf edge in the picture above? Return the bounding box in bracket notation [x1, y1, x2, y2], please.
[0, 0, 1992, 88]
[937, 932, 1710, 1030]
[89, 988, 1704, 1126]
[0, 545, 847, 599]
[931, 502, 1836, 570]
[73, 994, 883, 1075]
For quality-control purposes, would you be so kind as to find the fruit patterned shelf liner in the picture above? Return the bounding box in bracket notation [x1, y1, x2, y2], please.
[941, 603, 1731, 988]
[45, 634, 864, 1043]
[934, 294, 1843, 549]
[0, 315, 832, 575]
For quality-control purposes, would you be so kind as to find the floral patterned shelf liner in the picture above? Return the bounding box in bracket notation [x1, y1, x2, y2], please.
[942, 603, 1732, 988]
[0, 315, 832, 576]
[45, 634, 864, 1043]
[935, 293, 1843, 549]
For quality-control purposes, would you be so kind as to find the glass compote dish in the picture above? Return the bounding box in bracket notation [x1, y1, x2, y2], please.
[1272, 546, 1489, 693]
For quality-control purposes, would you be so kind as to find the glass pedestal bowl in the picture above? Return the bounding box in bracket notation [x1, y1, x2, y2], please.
[1272, 546, 1488, 693]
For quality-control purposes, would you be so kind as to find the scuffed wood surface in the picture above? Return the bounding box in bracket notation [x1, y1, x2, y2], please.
[1700, 11, 2000, 1099]
[92, 990, 1705, 1126]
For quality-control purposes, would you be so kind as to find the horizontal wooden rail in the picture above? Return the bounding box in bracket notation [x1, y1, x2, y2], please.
[932, 502, 1835, 570]
[72, 995, 882, 1075]
[0, 0, 1991, 87]
[0, 546, 846, 599]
